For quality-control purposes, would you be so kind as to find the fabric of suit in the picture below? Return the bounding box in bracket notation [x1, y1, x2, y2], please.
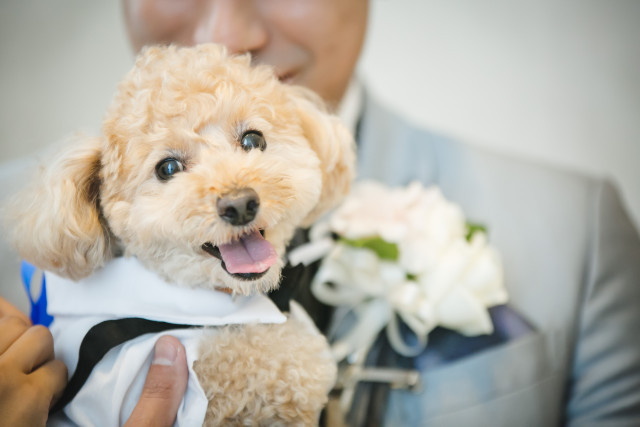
[342, 93, 640, 426]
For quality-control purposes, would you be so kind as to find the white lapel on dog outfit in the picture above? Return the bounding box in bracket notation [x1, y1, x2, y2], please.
[46, 256, 286, 427]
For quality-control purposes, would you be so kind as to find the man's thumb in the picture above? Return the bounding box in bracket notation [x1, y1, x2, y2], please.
[124, 335, 188, 427]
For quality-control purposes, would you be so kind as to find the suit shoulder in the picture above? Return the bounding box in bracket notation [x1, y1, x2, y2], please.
[362, 95, 600, 195]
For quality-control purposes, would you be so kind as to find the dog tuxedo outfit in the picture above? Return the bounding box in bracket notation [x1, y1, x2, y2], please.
[41, 256, 293, 426]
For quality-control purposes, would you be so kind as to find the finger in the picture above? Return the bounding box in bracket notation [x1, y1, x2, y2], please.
[30, 358, 68, 408]
[124, 335, 188, 427]
[4, 324, 55, 373]
[0, 315, 30, 354]
[0, 297, 30, 324]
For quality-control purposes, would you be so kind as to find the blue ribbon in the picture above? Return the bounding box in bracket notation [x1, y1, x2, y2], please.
[20, 260, 54, 327]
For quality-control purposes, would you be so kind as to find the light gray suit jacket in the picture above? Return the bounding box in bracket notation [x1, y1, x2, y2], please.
[353, 95, 640, 426]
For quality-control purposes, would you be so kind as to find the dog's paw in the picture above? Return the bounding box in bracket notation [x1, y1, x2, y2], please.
[194, 320, 336, 426]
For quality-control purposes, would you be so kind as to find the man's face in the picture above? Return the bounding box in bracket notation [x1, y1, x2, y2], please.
[123, 0, 368, 106]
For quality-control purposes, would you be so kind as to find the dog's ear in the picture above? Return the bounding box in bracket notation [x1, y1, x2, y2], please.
[5, 136, 111, 280]
[288, 87, 356, 226]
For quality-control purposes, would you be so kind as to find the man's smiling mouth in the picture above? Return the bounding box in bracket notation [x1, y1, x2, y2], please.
[277, 69, 298, 84]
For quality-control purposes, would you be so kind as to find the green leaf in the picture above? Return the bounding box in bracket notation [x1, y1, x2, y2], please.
[466, 222, 487, 242]
[340, 236, 399, 261]
[406, 273, 418, 282]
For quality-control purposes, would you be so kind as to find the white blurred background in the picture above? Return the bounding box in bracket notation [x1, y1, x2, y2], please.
[1, 0, 639, 229]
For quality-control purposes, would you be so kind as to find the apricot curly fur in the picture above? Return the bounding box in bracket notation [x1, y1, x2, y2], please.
[4, 44, 352, 425]
[195, 318, 336, 426]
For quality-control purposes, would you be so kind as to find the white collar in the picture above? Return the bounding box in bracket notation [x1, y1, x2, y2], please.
[337, 78, 363, 137]
[46, 257, 286, 326]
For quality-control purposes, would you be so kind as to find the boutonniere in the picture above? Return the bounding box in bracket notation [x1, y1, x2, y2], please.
[289, 181, 508, 361]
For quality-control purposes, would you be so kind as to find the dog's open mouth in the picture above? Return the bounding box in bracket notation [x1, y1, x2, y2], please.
[202, 230, 278, 281]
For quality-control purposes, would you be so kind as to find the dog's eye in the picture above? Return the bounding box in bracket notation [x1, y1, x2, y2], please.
[155, 158, 184, 181]
[240, 131, 266, 152]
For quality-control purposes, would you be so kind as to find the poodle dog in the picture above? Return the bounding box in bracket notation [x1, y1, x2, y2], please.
[7, 44, 354, 425]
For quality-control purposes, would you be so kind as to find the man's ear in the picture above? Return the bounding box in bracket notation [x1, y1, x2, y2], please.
[4, 136, 112, 280]
[288, 86, 356, 226]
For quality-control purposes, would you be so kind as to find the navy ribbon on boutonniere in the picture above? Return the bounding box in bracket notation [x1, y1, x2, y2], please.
[21, 260, 53, 327]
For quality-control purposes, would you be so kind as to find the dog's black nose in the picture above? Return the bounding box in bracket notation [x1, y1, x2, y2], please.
[217, 188, 260, 226]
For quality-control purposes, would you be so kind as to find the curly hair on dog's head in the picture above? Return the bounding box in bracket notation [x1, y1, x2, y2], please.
[8, 44, 355, 295]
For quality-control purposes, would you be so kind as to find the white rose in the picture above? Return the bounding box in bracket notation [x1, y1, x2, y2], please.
[309, 180, 508, 360]
[398, 186, 467, 275]
[330, 181, 422, 241]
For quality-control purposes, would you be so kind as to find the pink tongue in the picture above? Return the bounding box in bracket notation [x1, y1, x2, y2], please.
[218, 230, 278, 274]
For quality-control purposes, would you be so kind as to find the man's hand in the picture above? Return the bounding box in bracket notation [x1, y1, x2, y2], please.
[125, 335, 189, 427]
[0, 297, 188, 426]
[0, 297, 67, 426]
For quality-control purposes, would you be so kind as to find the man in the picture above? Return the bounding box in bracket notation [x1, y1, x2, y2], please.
[123, 0, 640, 425]
[2, 0, 640, 425]
[123, 1, 640, 425]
